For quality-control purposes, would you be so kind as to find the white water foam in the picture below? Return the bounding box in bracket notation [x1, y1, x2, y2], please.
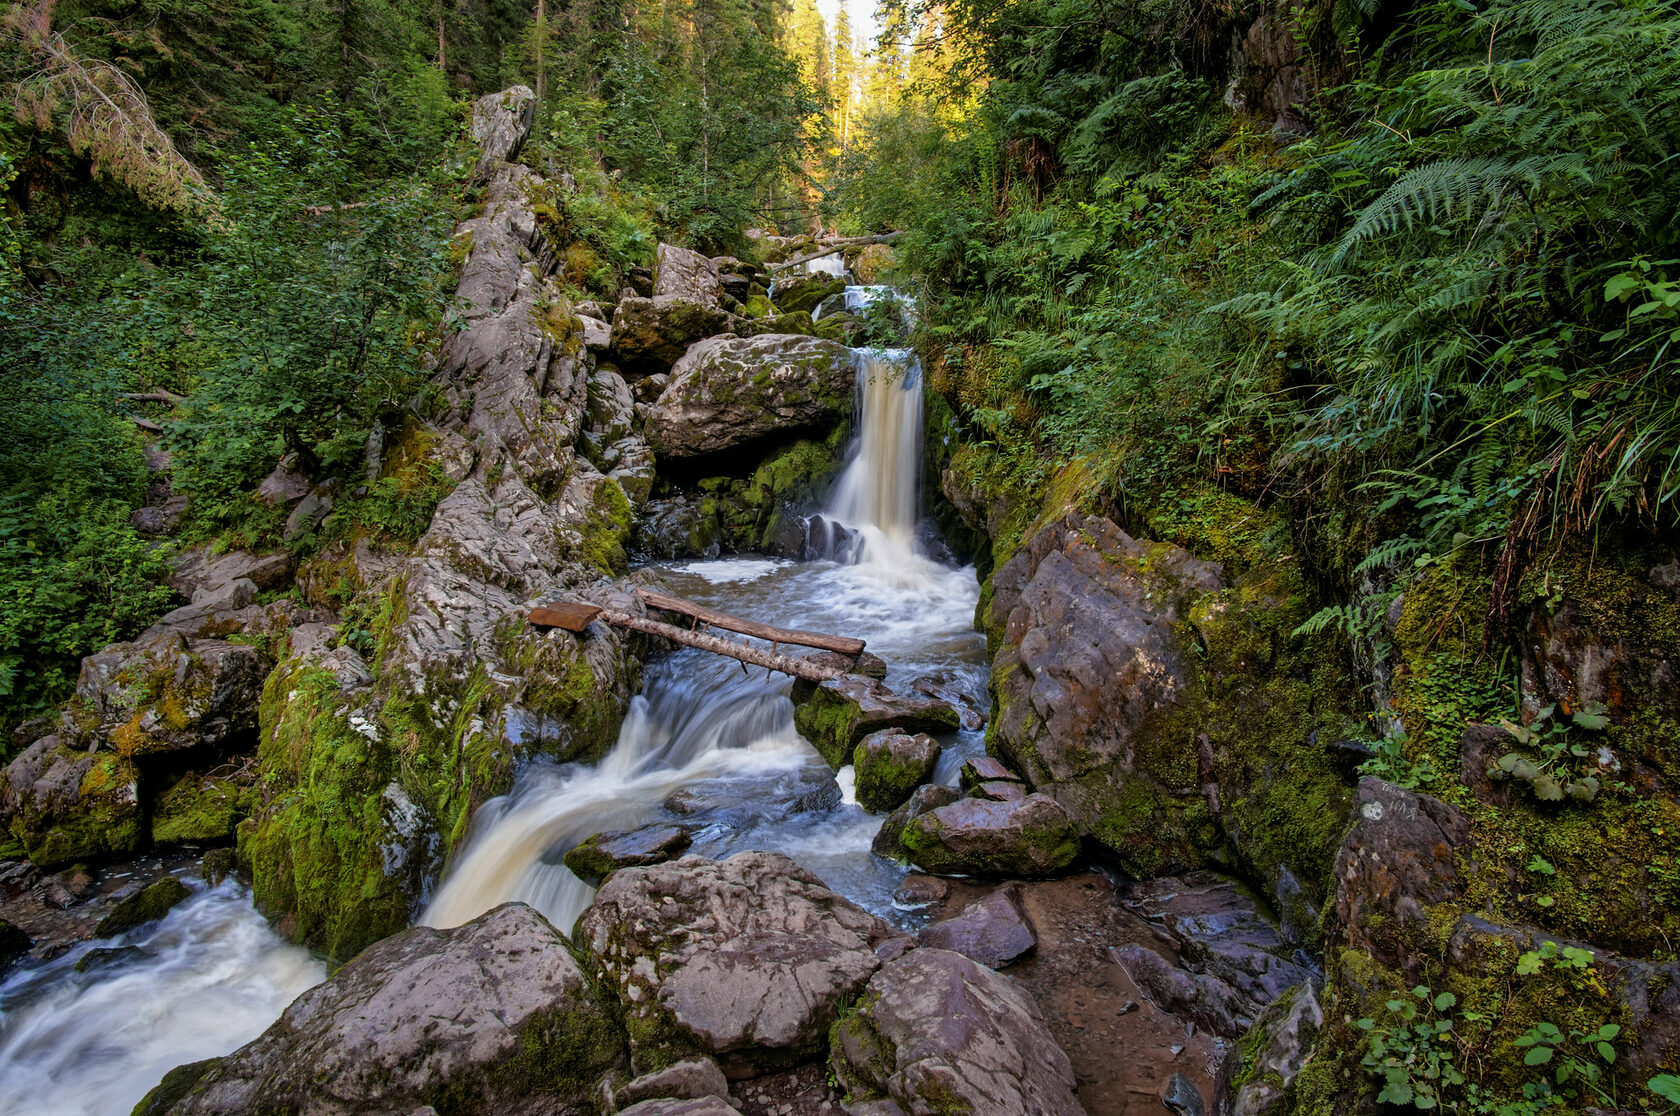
[0, 881, 324, 1116]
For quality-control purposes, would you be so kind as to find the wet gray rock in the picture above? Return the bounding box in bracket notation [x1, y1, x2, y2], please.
[139, 903, 625, 1115]
[791, 676, 960, 769]
[95, 876, 191, 938]
[971, 780, 1026, 803]
[635, 498, 721, 560]
[852, 731, 941, 813]
[283, 482, 335, 542]
[647, 334, 856, 460]
[577, 851, 891, 1076]
[907, 672, 987, 731]
[917, 885, 1037, 968]
[1112, 872, 1318, 1039]
[872, 784, 961, 861]
[829, 947, 1081, 1116]
[901, 793, 1080, 879]
[564, 824, 693, 887]
[1161, 1072, 1206, 1116]
[959, 756, 1020, 789]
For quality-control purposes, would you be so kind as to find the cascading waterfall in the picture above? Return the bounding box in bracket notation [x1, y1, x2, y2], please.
[418, 284, 981, 935]
[811, 349, 926, 571]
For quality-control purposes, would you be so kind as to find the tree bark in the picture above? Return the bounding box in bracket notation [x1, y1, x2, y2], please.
[600, 609, 848, 682]
[635, 589, 866, 655]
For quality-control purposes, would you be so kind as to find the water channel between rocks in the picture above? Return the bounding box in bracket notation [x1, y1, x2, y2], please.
[0, 317, 999, 1115]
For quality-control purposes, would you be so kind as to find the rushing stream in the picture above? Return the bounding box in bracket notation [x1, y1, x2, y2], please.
[0, 289, 986, 1114]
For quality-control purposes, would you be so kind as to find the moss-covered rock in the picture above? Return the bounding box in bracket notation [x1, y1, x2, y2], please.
[2, 736, 142, 869]
[563, 824, 692, 887]
[97, 875, 192, 938]
[771, 274, 845, 315]
[852, 731, 941, 813]
[791, 677, 961, 769]
[900, 793, 1080, 878]
[150, 774, 243, 846]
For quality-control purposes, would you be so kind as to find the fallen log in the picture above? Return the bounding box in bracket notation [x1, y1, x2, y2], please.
[635, 589, 865, 656]
[601, 609, 847, 682]
[119, 389, 186, 405]
[767, 232, 903, 274]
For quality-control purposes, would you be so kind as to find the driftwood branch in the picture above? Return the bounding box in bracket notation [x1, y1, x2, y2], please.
[600, 609, 847, 682]
[128, 415, 164, 433]
[635, 589, 866, 656]
[768, 232, 903, 273]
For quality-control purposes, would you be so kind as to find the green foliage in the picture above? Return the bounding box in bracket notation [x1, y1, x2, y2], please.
[1358, 730, 1441, 791]
[1357, 986, 1470, 1109]
[1490, 702, 1608, 804]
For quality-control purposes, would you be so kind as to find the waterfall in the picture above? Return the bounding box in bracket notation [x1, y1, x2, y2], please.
[821, 350, 923, 561]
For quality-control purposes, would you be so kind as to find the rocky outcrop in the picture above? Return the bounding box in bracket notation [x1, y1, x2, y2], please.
[469, 84, 536, 173]
[900, 793, 1080, 879]
[647, 334, 856, 460]
[654, 243, 722, 304]
[576, 851, 892, 1076]
[791, 676, 960, 769]
[985, 511, 1356, 940]
[242, 88, 655, 960]
[852, 730, 941, 813]
[829, 947, 1082, 1115]
[872, 784, 961, 861]
[137, 903, 626, 1115]
[72, 628, 267, 757]
[2, 736, 141, 867]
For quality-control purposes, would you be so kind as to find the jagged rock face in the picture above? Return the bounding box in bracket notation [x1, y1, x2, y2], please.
[469, 85, 536, 173]
[577, 851, 892, 1076]
[647, 334, 856, 460]
[72, 630, 268, 757]
[829, 947, 1083, 1116]
[243, 90, 654, 960]
[135, 903, 626, 1115]
[985, 511, 1356, 941]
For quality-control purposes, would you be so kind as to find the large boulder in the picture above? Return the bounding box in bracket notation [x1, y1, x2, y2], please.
[647, 335, 856, 460]
[1, 735, 141, 867]
[916, 885, 1038, 968]
[610, 296, 735, 377]
[985, 510, 1357, 940]
[653, 243, 722, 305]
[829, 947, 1083, 1115]
[900, 793, 1080, 879]
[791, 676, 960, 770]
[872, 783, 961, 861]
[136, 903, 626, 1115]
[576, 851, 892, 1076]
[73, 630, 268, 757]
[852, 730, 941, 813]
[770, 273, 845, 315]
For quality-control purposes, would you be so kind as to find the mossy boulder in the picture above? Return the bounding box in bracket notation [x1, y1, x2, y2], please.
[852, 731, 941, 813]
[771, 274, 845, 315]
[609, 295, 734, 376]
[97, 875, 192, 938]
[872, 783, 962, 862]
[647, 333, 856, 460]
[137, 903, 628, 1115]
[900, 793, 1080, 878]
[76, 630, 268, 758]
[792, 677, 961, 769]
[1, 735, 142, 868]
[150, 774, 243, 846]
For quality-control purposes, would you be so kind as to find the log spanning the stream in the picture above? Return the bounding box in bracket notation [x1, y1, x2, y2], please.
[526, 590, 866, 683]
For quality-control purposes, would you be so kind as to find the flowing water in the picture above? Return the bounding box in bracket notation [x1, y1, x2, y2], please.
[0, 881, 325, 1115]
[425, 340, 985, 933]
[0, 289, 985, 1112]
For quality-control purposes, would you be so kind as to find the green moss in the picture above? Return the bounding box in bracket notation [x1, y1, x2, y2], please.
[571, 478, 633, 577]
[14, 748, 143, 869]
[150, 775, 242, 846]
